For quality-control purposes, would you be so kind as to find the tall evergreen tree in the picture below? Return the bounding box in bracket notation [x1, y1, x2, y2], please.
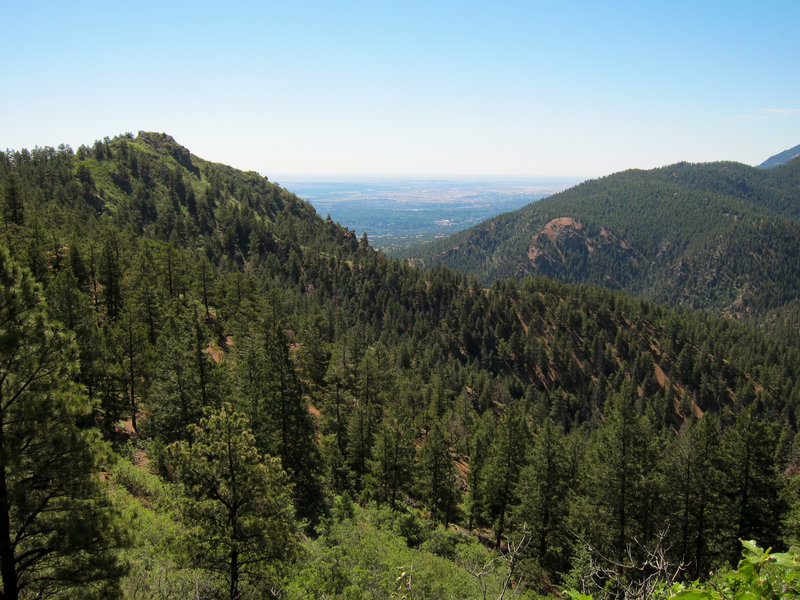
[582, 383, 663, 562]
[366, 409, 415, 509]
[719, 406, 785, 564]
[169, 404, 297, 600]
[513, 419, 571, 574]
[346, 403, 375, 493]
[483, 405, 530, 546]
[0, 247, 126, 599]
[144, 309, 209, 445]
[1, 173, 24, 233]
[98, 234, 123, 321]
[663, 415, 724, 577]
[235, 294, 324, 522]
[464, 411, 494, 531]
[417, 423, 461, 526]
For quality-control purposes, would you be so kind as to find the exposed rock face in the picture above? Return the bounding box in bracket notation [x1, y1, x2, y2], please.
[528, 217, 587, 263]
[527, 217, 636, 280]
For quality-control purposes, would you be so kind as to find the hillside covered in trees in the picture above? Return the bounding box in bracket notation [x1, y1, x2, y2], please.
[2, 133, 800, 599]
[406, 159, 800, 341]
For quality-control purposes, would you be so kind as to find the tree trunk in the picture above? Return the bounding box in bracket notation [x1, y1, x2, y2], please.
[229, 549, 239, 600]
[127, 316, 137, 433]
[0, 426, 20, 600]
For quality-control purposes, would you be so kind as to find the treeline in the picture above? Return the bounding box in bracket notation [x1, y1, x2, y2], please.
[2, 133, 800, 598]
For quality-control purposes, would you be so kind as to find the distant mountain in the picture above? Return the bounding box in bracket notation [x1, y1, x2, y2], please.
[408, 158, 800, 334]
[760, 144, 800, 168]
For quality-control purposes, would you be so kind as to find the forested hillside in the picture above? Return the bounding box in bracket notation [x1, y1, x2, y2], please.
[407, 159, 800, 341]
[2, 133, 800, 599]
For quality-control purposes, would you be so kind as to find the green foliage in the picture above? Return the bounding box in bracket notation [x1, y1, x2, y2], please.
[169, 404, 298, 599]
[580, 383, 663, 562]
[663, 415, 725, 577]
[718, 408, 785, 563]
[231, 294, 324, 522]
[366, 408, 415, 509]
[514, 419, 572, 575]
[0, 246, 126, 599]
[416, 423, 462, 526]
[4, 133, 800, 597]
[142, 308, 211, 445]
[108, 457, 218, 599]
[287, 503, 499, 600]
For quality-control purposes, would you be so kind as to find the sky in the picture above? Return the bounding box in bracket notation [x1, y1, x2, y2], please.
[1, 1, 798, 179]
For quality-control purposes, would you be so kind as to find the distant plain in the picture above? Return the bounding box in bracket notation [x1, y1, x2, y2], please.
[279, 177, 580, 251]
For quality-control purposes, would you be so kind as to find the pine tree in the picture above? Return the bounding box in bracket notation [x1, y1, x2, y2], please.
[169, 404, 297, 600]
[144, 309, 209, 445]
[719, 406, 785, 564]
[1, 173, 24, 233]
[235, 295, 324, 522]
[417, 423, 461, 526]
[513, 419, 571, 574]
[582, 383, 663, 562]
[464, 411, 494, 530]
[346, 403, 375, 492]
[98, 234, 123, 321]
[0, 247, 126, 599]
[367, 409, 415, 509]
[483, 405, 530, 546]
[663, 415, 724, 577]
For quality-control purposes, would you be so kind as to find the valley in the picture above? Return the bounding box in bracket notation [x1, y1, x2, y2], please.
[279, 177, 575, 250]
[5, 1, 799, 598]
[1, 132, 799, 600]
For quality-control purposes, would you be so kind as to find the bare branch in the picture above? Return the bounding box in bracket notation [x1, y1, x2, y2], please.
[573, 530, 687, 600]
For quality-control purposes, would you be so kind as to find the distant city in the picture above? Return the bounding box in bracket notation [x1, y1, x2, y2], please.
[278, 177, 580, 251]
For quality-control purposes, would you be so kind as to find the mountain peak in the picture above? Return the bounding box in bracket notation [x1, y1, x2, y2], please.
[135, 131, 197, 173]
[758, 143, 800, 168]
[136, 130, 183, 149]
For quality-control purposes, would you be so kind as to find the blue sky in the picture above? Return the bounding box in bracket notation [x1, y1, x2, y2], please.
[1, 1, 798, 178]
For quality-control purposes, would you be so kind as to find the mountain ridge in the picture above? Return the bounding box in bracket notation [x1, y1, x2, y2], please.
[407, 157, 800, 339]
[759, 143, 800, 168]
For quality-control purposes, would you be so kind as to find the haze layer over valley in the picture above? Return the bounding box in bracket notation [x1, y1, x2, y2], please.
[280, 177, 577, 250]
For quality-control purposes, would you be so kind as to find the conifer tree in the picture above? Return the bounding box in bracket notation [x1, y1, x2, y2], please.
[582, 383, 663, 562]
[0, 247, 125, 599]
[235, 294, 324, 522]
[663, 415, 724, 577]
[98, 234, 123, 321]
[464, 411, 494, 530]
[513, 419, 571, 574]
[719, 406, 785, 564]
[367, 409, 415, 509]
[346, 403, 375, 492]
[1, 173, 24, 232]
[483, 405, 530, 546]
[417, 423, 461, 526]
[169, 404, 297, 600]
[144, 309, 209, 445]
